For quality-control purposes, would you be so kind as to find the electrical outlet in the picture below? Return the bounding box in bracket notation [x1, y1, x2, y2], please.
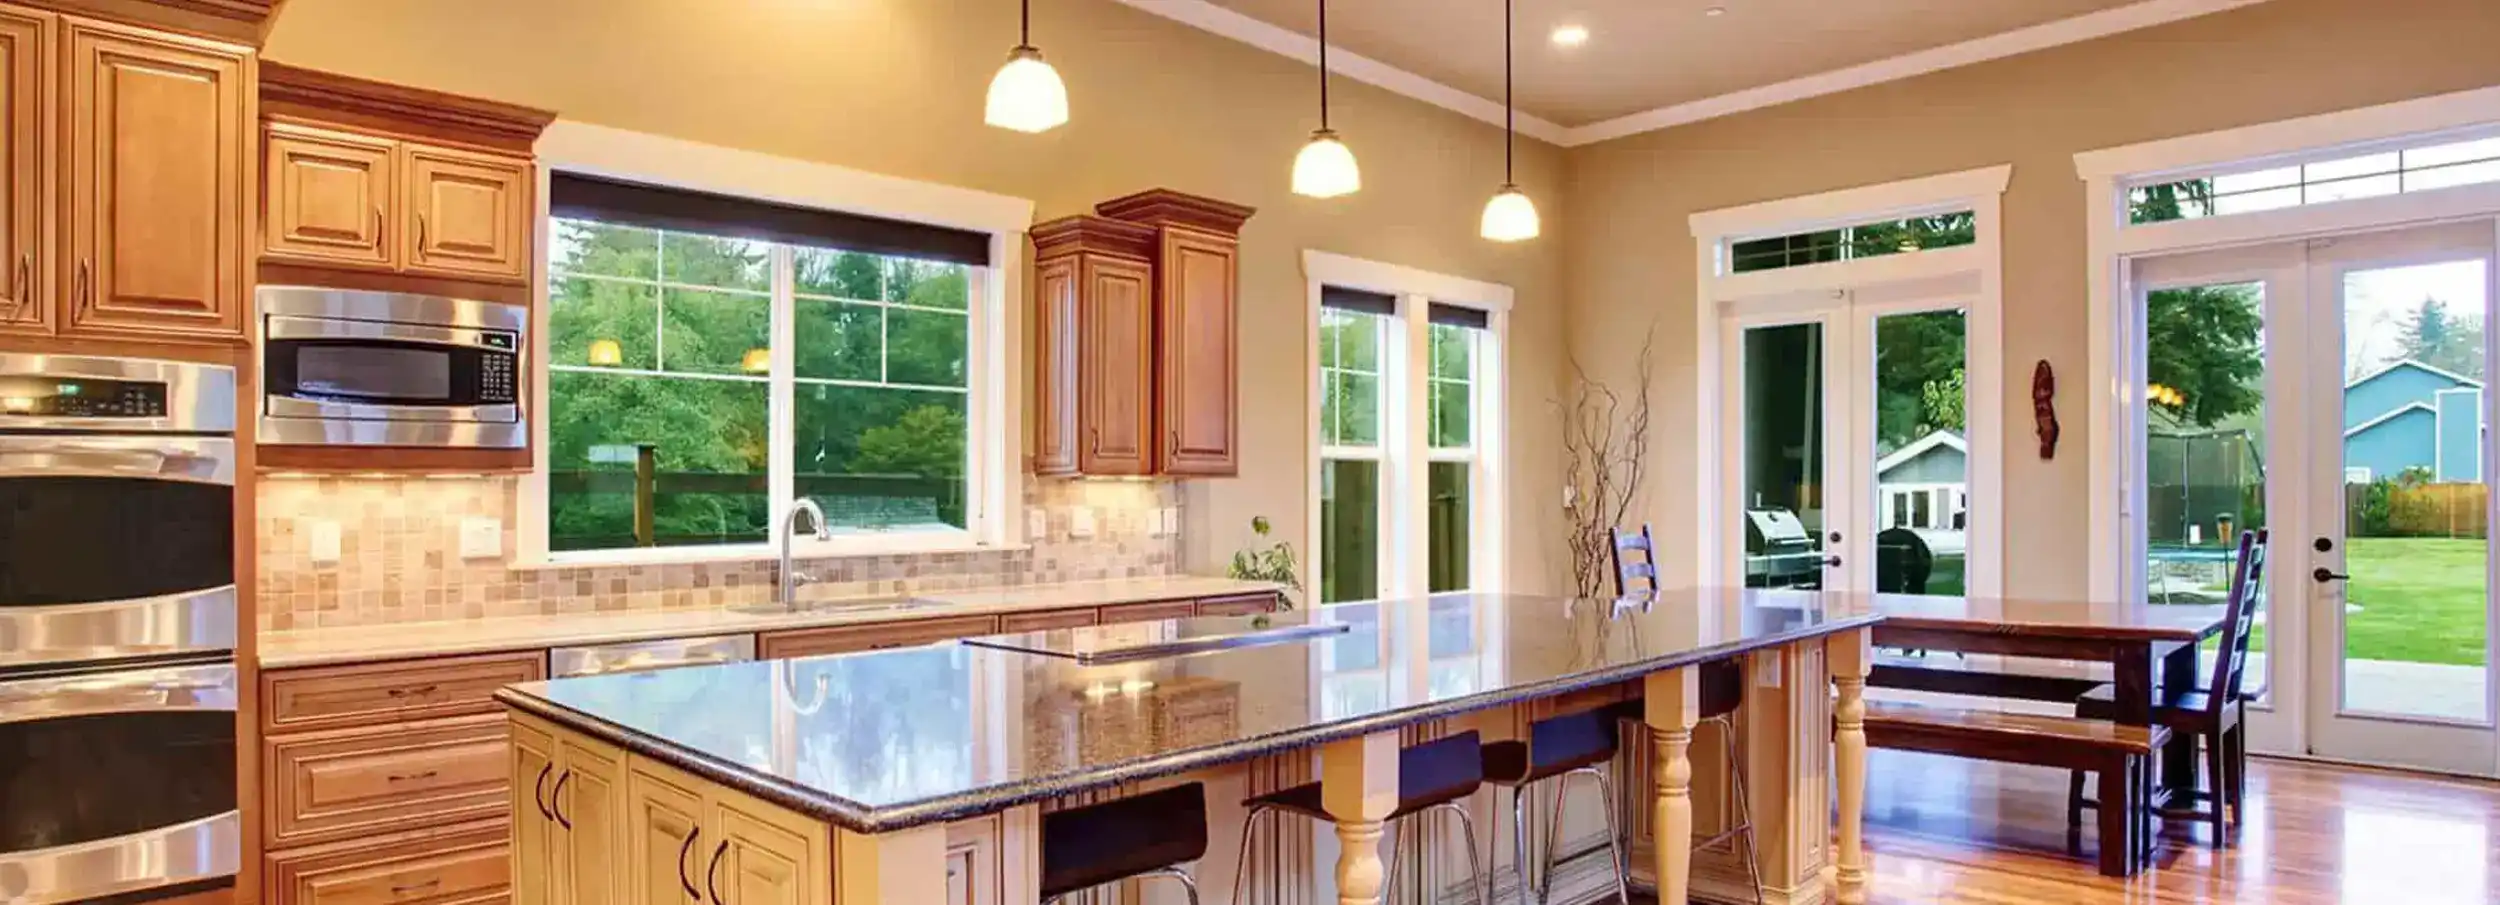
[308, 519, 341, 565]
[1159, 507, 1181, 536]
[1026, 507, 1050, 541]
[459, 518, 504, 560]
[1069, 506, 1098, 539]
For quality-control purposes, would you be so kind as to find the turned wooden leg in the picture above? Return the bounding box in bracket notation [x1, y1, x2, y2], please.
[1645, 666, 1699, 904]
[1320, 731, 1400, 905]
[1828, 629, 1872, 905]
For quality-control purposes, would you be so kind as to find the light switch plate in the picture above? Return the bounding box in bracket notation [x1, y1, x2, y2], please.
[1069, 506, 1098, 539]
[458, 517, 504, 560]
[1026, 507, 1050, 541]
[308, 519, 341, 565]
[1158, 507, 1180, 536]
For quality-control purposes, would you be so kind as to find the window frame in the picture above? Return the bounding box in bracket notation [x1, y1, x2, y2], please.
[519, 122, 1034, 567]
[1304, 251, 1513, 602]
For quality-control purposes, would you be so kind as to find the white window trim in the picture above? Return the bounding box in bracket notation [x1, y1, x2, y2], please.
[2076, 84, 2500, 606]
[518, 121, 1036, 568]
[1687, 164, 2010, 596]
[1304, 250, 1513, 600]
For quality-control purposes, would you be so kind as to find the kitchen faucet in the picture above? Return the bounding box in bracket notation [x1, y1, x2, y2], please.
[778, 498, 831, 609]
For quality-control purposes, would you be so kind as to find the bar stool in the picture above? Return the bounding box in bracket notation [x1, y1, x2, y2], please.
[1480, 707, 1632, 905]
[1230, 731, 1489, 905]
[1042, 782, 1209, 904]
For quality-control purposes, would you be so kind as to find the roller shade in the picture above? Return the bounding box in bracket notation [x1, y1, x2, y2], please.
[1320, 286, 1396, 316]
[1428, 303, 1490, 330]
[550, 172, 991, 266]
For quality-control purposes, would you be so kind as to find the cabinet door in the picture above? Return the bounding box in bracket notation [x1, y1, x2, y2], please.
[63, 20, 247, 340]
[0, 7, 47, 337]
[559, 734, 630, 905]
[402, 143, 528, 281]
[625, 759, 708, 905]
[509, 716, 560, 905]
[1031, 256, 1079, 475]
[1155, 227, 1240, 475]
[943, 816, 1001, 905]
[709, 791, 828, 905]
[265, 123, 395, 269]
[1078, 254, 1154, 475]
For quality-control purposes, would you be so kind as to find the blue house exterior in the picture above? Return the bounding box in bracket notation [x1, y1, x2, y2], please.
[2344, 360, 2483, 483]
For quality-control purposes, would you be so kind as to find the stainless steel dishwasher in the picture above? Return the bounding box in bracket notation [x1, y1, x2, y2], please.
[550, 633, 755, 678]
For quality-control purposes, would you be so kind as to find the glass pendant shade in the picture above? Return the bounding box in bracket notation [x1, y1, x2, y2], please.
[586, 338, 623, 367]
[1292, 130, 1361, 198]
[1479, 185, 1540, 242]
[984, 46, 1068, 133]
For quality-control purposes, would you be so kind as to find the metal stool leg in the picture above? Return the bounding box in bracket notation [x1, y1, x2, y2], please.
[1510, 786, 1535, 905]
[1139, 866, 1204, 905]
[1576, 767, 1634, 905]
[1708, 715, 1766, 905]
[1427, 801, 1492, 905]
[1228, 804, 1279, 905]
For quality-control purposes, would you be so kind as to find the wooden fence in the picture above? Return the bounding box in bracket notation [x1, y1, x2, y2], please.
[2347, 480, 2489, 539]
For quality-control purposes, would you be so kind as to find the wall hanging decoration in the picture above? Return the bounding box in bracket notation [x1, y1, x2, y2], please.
[2033, 359, 2060, 459]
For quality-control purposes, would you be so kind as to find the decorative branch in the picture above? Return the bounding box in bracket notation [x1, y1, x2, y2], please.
[1559, 333, 1656, 598]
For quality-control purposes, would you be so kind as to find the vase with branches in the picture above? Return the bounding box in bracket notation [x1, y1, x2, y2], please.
[1561, 336, 1655, 598]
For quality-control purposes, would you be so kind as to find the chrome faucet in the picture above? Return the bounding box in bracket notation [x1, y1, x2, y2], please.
[778, 498, 831, 609]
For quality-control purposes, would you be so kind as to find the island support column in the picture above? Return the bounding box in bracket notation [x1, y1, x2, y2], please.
[1320, 730, 1401, 905]
[1827, 629, 1872, 905]
[1644, 665, 1701, 903]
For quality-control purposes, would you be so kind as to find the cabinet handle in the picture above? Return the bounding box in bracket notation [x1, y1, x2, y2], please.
[385, 769, 437, 784]
[676, 826, 701, 901]
[74, 260, 89, 313]
[418, 212, 428, 250]
[10, 253, 22, 305]
[385, 683, 439, 698]
[531, 763, 554, 819]
[388, 878, 440, 896]
[705, 840, 729, 905]
[549, 769, 572, 829]
[374, 205, 385, 243]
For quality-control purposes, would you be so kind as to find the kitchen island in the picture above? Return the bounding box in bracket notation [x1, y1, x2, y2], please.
[496, 591, 1880, 905]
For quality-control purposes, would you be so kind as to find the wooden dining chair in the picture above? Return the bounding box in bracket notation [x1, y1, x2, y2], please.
[2067, 529, 2269, 850]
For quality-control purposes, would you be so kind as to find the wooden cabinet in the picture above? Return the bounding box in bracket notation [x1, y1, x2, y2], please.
[62, 18, 248, 340]
[1098, 599, 1198, 624]
[622, 755, 706, 905]
[509, 711, 628, 905]
[1031, 190, 1254, 477]
[998, 607, 1098, 634]
[258, 62, 551, 285]
[942, 816, 1005, 905]
[263, 650, 548, 733]
[616, 750, 827, 905]
[756, 615, 1003, 660]
[1195, 592, 1282, 617]
[0, 7, 46, 337]
[264, 819, 511, 905]
[265, 713, 511, 848]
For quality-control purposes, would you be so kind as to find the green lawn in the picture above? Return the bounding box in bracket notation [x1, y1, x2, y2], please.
[2240, 537, 2490, 666]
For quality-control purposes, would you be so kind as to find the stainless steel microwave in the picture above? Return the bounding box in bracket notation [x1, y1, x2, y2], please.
[258, 285, 526, 449]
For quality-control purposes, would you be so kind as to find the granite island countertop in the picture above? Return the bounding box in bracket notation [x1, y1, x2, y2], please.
[495, 589, 1883, 832]
[260, 576, 1283, 668]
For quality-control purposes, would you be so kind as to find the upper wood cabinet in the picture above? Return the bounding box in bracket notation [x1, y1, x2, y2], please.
[258, 62, 551, 285]
[0, 7, 46, 338]
[64, 19, 249, 341]
[1031, 190, 1254, 478]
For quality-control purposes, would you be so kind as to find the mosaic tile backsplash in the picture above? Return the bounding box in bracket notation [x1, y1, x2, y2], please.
[257, 477, 1181, 631]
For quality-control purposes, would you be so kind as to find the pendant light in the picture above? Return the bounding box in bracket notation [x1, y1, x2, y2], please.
[1290, 0, 1360, 197]
[985, 0, 1069, 133]
[1479, 0, 1540, 241]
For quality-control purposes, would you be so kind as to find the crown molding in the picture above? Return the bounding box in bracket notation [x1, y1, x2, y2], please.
[1116, 0, 2272, 149]
[1108, 0, 1568, 145]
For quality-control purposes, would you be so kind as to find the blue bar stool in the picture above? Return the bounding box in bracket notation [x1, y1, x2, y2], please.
[1229, 731, 1490, 905]
[1042, 782, 1209, 904]
[1480, 707, 1633, 905]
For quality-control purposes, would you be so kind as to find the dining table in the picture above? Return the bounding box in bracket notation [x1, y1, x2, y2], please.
[1847, 593, 2235, 867]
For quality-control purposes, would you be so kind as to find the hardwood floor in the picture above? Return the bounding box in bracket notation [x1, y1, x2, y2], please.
[1845, 749, 2500, 904]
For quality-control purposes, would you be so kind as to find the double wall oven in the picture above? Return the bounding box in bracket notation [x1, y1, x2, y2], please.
[0, 354, 239, 903]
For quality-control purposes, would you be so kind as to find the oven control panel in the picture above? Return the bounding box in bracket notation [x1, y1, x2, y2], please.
[479, 351, 518, 404]
[0, 377, 169, 419]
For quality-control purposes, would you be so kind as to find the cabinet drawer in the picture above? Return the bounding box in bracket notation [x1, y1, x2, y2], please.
[757, 615, 1001, 659]
[265, 651, 547, 733]
[267, 818, 510, 905]
[1097, 600, 1197, 624]
[998, 607, 1098, 634]
[267, 714, 511, 848]
[1194, 593, 1279, 617]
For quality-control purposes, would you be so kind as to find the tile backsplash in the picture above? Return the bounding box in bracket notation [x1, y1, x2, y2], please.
[257, 477, 1180, 631]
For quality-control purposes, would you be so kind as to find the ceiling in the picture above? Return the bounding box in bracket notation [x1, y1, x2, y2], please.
[1196, 0, 2173, 129]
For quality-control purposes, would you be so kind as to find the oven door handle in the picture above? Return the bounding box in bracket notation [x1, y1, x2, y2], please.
[0, 662, 238, 722]
[0, 436, 236, 483]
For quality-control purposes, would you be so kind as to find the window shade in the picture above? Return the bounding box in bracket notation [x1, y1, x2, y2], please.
[550, 172, 992, 266]
[1428, 303, 1490, 330]
[1320, 286, 1397, 316]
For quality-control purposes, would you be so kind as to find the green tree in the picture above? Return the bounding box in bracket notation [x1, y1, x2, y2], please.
[2398, 297, 2485, 378]
[2147, 284, 2265, 428]
[1874, 310, 1966, 452]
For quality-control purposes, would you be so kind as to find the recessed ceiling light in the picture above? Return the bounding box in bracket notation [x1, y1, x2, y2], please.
[1549, 24, 1590, 47]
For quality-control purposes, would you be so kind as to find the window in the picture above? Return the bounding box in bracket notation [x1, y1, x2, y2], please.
[1308, 258, 1508, 604]
[540, 173, 996, 559]
[2130, 134, 2500, 224]
[1728, 210, 1975, 273]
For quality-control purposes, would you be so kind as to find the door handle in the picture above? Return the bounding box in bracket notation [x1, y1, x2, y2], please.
[2313, 567, 2350, 583]
[676, 826, 701, 900]
[549, 769, 572, 829]
[706, 839, 729, 905]
[532, 763, 554, 819]
[1822, 555, 1843, 568]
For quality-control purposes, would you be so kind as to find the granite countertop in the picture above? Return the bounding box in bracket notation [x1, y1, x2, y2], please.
[497, 589, 1883, 833]
[259, 576, 1284, 668]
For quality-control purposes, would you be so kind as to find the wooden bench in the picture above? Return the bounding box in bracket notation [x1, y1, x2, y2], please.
[1863, 700, 2168, 877]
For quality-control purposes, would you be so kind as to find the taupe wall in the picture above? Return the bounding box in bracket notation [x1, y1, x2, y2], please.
[1563, 0, 2500, 600]
[264, 0, 1571, 594]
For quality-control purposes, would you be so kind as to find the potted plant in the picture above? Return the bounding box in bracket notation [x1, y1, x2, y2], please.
[1227, 516, 1301, 610]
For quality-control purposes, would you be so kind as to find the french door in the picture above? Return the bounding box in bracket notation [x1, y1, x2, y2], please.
[1718, 276, 1978, 598]
[2132, 219, 2500, 776]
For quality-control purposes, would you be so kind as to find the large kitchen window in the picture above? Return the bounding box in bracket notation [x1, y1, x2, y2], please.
[538, 173, 1000, 561]
[1309, 252, 1509, 603]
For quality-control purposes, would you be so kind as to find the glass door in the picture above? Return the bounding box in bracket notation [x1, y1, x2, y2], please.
[2305, 220, 2499, 774]
[1851, 278, 1978, 599]
[1721, 305, 1852, 593]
